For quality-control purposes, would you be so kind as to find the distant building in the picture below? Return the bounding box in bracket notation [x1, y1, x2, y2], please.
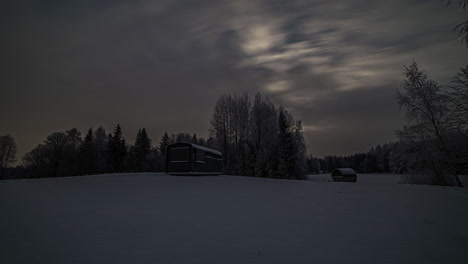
[331, 168, 357, 182]
[165, 143, 223, 175]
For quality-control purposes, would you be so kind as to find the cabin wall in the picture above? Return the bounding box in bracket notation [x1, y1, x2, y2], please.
[166, 144, 193, 173]
[192, 152, 223, 174]
[166, 143, 223, 175]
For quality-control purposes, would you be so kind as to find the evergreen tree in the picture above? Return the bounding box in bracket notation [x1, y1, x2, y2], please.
[277, 106, 295, 179]
[198, 137, 206, 146]
[159, 132, 170, 169]
[191, 134, 198, 144]
[159, 132, 170, 156]
[126, 145, 137, 172]
[79, 128, 97, 174]
[293, 121, 307, 179]
[107, 124, 127, 172]
[152, 147, 164, 172]
[133, 128, 152, 171]
[63, 128, 82, 176]
[94, 126, 108, 173]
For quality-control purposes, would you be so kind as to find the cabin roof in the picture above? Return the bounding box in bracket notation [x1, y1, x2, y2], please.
[191, 143, 222, 156]
[332, 168, 356, 175]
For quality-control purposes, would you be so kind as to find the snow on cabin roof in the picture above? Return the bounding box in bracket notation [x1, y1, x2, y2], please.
[190, 143, 222, 156]
[333, 168, 356, 175]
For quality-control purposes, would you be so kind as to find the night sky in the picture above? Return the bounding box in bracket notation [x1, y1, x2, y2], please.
[1, 0, 467, 159]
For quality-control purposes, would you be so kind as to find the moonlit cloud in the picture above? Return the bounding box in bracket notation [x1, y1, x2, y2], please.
[1, 0, 467, 158]
[265, 80, 291, 93]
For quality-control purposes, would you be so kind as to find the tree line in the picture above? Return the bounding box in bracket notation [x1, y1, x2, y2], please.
[307, 62, 468, 187]
[210, 93, 307, 179]
[0, 126, 217, 179]
[307, 142, 396, 174]
[1, 0, 467, 183]
[1, 74, 466, 183]
[0, 92, 309, 180]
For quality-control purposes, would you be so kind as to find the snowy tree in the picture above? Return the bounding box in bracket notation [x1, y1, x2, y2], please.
[151, 147, 164, 172]
[134, 129, 151, 158]
[94, 126, 108, 173]
[191, 134, 198, 144]
[175, 132, 192, 143]
[79, 128, 97, 175]
[132, 128, 152, 172]
[396, 62, 463, 186]
[159, 132, 170, 156]
[62, 128, 82, 176]
[444, 0, 468, 47]
[22, 129, 82, 178]
[292, 121, 308, 179]
[251, 93, 278, 177]
[44, 132, 70, 177]
[210, 94, 233, 172]
[23, 144, 51, 177]
[0, 135, 17, 178]
[447, 65, 468, 129]
[277, 106, 295, 179]
[210, 93, 252, 174]
[210, 92, 307, 179]
[107, 124, 127, 173]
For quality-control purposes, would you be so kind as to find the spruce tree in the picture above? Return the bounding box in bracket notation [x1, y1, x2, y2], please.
[159, 132, 170, 156]
[106, 133, 114, 171]
[107, 124, 127, 172]
[158, 132, 170, 170]
[293, 121, 307, 179]
[79, 128, 97, 174]
[134, 128, 151, 171]
[277, 106, 295, 179]
[94, 126, 108, 173]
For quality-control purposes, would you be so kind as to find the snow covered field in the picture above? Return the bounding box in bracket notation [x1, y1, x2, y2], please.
[1, 173, 468, 264]
[308, 173, 404, 184]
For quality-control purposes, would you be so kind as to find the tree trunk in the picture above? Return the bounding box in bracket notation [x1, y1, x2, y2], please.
[453, 174, 464, 187]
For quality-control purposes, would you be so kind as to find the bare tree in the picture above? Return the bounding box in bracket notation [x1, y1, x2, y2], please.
[210, 92, 307, 179]
[251, 93, 278, 177]
[0, 135, 17, 178]
[396, 62, 463, 186]
[444, 0, 468, 47]
[210, 94, 233, 172]
[397, 62, 450, 145]
[23, 144, 52, 178]
[44, 132, 70, 177]
[447, 65, 468, 128]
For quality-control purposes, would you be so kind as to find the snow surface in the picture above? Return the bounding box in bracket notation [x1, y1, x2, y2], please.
[1, 173, 468, 264]
[308, 173, 404, 184]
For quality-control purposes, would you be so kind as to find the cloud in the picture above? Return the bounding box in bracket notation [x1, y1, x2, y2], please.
[1, 0, 467, 158]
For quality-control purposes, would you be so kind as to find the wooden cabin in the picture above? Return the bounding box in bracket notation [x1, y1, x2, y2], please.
[165, 143, 223, 175]
[331, 168, 357, 182]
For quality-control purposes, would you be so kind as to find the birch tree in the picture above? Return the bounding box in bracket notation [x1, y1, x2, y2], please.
[0, 135, 17, 178]
[396, 62, 463, 186]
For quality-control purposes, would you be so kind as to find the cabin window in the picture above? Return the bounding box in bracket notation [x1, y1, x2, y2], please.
[196, 149, 205, 163]
[169, 147, 189, 162]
